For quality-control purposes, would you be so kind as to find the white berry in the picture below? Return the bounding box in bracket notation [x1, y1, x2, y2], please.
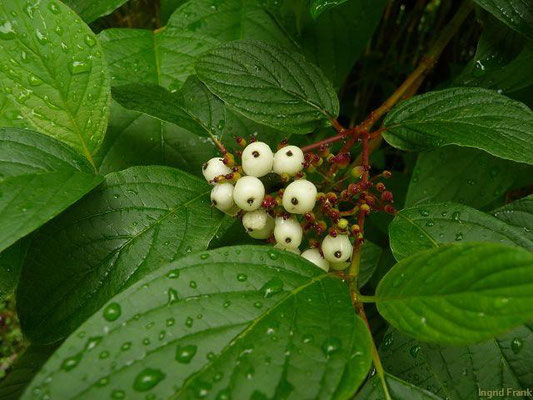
[282, 179, 317, 214]
[233, 176, 265, 211]
[274, 217, 302, 250]
[210, 183, 235, 212]
[249, 214, 274, 239]
[301, 248, 329, 272]
[202, 157, 231, 184]
[241, 141, 273, 177]
[321, 234, 353, 263]
[273, 145, 304, 176]
[243, 209, 268, 232]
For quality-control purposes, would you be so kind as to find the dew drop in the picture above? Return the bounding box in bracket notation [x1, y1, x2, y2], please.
[321, 337, 341, 357]
[200, 253, 209, 260]
[451, 211, 461, 222]
[268, 250, 278, 260]
[192, 380, 211, 398]
[84, 34, 96, 47]
[418, 209, 429, 217]
[176, 344, 198, 363]
[61, 353, 82, 371]
[111, 390, 125, 399]
[185, 316, 194, 328]
[223, 300, 231, 308]
[260, 277, 284, 298]
[28, 74, 43, 86]
[410, 344, 421, 358]
[168, 288, 179, 304]
[132, 368, 166, 392]
[511, 337, 523, 354]
[236, 273, 248, 282]
[47, 1, 61, 14]
[382, 332, 394, 350]
[68, 59, 91, 75]
[253, 301, 263, 309]
[167, 269, 180, 279]
[103, 302, 121, 321]
[455, 232, 463, 241]
[0, 21, 16, 40]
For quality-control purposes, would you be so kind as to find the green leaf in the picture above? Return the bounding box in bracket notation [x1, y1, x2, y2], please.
[380, 326, 533, 400]
[111, 84, 210, 137]
[0, 92, 29, 129]
[0, 128, 103, 253]
[99, 0, 295, 91]
[0, 344, 58, 400]
[376, 243, 533, 345]
[94, 101, 217, 176]
[22, 246, 372, 399]
[355, 373, 443, 399]
[268, 0, 386, 88]
[383, 87, 533, 165]
[0, 0, 111, 164]
[456, 16, 533, 98]
[473, 0, 533, 40]
[406, 146, 524, 209]
[62, 0, 130, 23]
[16, 165, 225, 344]
[196, 40, 339, 133]
[492, 195, 533, 241]
[359, 241, 383, 289]
[389, 202, 533, 260]
[160, 0, 187, 25]
[310, 0, 348, 19]
[0, 240, 28, 301]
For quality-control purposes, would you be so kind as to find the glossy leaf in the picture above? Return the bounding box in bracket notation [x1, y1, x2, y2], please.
[0, 128, 103, 253]
[62, 0, 129, 23]
[473, 0, 533, 40]
[310, 0, 348, 19]
[0, 0, 111, 164]
[0, 344, 58, 400]
[268, 0, 386, 88]
[376, 243, 533, 345]
[95, 101, 217, 176]
[22, 246, 372, 399]
[457, 16, 533, 97]
[380, 326, 533, 399]
[99, 0, 294, 91]
[383, 87, 533, 165]
[196, 40, 339, 133]
[160, 0, 187, 25]
[389, 203, 533, 260]
[0, 92, 29, 129]
[406, 146, 523, 209]
[355, 373, 443, 399]
[492, 195, 533, 241]
[16, 166, 224, 344]
[0, 240, 28, 301]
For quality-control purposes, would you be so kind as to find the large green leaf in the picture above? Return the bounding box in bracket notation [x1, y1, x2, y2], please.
[0, 240, 28, 301]
[0, 0, 111, 164]
[99, 0, 295, 91]
[406, 146, 524, 209]
[267, 0, 386, 88]
[355, 374, 443, 399]
[383, 88, 533, 165]
[22, 246, 372, 400]
[492, 195, 533, 241]
[389, 203, 533, 260]
[376, 243, 533, 345]
[196, 40, 339, 133]
[94, 101, 217, 176]
[16, 166, 225, 344]
[473, 0, 533, 40]
[0, 344, 58, 400]
[62, 0, 129, 23]
[0, 128, 103, 253]
[380, 326, 533, 400]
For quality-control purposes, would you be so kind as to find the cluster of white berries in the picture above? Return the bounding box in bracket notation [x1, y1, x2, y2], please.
[203, 141, 355, 272]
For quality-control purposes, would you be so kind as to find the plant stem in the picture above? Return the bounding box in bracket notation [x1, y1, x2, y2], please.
[208, 132, 227, 154]
[356, 299, 391, 400]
